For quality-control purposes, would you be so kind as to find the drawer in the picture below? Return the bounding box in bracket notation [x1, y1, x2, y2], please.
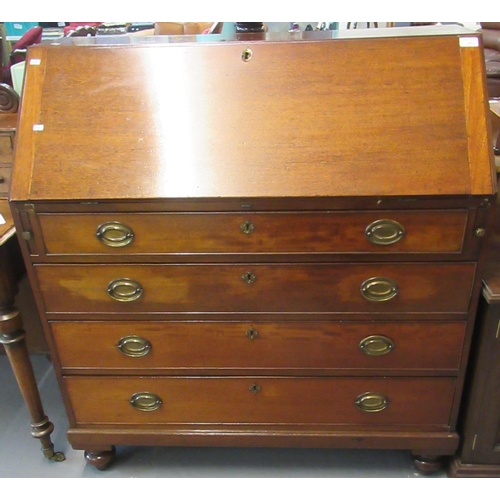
[65, 376, 456, 426]
[52, 321, 466, 372]
[36, 263, 476, 314]
[37, 210, 468, 256]
[0, 166, 11, 197]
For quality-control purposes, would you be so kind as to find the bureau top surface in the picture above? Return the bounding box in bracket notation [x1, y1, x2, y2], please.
[10, 27, 496, 202]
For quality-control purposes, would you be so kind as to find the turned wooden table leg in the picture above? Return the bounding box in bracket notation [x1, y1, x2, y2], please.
[0, 246, 65, 462]
[0, 313, 65, 461]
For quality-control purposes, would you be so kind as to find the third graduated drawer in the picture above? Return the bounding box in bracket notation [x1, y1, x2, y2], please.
[36, 210, 469, 255]
[51, 321, 466, 373]
[35, 262, 476, 314]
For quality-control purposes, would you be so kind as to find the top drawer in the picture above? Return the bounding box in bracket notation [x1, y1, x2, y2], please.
[36, 210, 468, 256]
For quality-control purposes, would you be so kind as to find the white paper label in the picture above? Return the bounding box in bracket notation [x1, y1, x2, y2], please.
[33, 124, 44, 131]
[30, 59, 41, 65]
[0, 214, 6, 225]
[460, 37, 479, 47]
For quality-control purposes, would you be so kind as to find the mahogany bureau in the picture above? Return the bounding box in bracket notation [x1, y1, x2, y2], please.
[8, 26, 497, 471]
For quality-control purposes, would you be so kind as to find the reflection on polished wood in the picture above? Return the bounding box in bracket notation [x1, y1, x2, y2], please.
[10, 29, 494, 202]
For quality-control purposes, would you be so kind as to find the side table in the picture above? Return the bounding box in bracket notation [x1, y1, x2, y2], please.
[0, 187, 64, 459]
[2, 86, 62, 460]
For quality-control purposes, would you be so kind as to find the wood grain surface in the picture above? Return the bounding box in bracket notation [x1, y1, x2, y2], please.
[10, 34, 495, 201]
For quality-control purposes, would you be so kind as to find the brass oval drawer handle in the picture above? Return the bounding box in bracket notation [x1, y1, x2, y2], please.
[240, 221, 255, 234]
[96, 221, 134, 247]
[355, 392, 389, 412]
[129, 392, 162, 412]
[117, 335, 152, 357]
[242, 271, 256, 284]
[359, 335, 394, 356]
[365, 219, 405, 246]
[107, 278, 144, 302]
[360, 277, 398, 302]
[249, 383, 261, 394]
[246, 328, 259, 340]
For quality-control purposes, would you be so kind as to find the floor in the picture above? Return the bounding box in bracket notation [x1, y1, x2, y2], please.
[0, 354, 451, 479]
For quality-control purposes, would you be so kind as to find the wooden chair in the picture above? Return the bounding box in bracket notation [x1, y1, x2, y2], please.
[0, 84, 18, 152]
[0, 83, 18, 113]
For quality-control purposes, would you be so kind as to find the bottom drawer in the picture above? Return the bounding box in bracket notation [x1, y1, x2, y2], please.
[65, 376, 455, 427]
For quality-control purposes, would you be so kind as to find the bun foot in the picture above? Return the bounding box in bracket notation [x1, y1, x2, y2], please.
[411, 453, 443, 474]
[84, 446, 116, 470]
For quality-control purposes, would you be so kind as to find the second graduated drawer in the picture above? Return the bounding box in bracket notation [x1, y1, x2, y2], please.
[36, 210, 469, 256]
[35, 263, 476, 314]
[51, 321, 466, 373]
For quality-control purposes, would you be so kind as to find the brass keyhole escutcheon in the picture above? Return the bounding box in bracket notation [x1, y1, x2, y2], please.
[249, 383, 261, 394]
[246, 328, 259, 340]
[240, 221, 255, 234]
[242, 271, 256, 284]
[242, 48, 253, 62]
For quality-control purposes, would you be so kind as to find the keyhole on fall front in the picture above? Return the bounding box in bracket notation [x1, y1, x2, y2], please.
[241, 49, 253, 62]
